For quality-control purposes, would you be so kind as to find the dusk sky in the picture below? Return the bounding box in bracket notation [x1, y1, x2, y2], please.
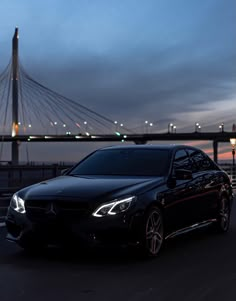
[0, 0, 236, 162]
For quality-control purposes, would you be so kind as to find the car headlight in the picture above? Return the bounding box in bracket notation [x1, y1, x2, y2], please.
[10, 193, 26, 214]
[92, 196, 135, 217]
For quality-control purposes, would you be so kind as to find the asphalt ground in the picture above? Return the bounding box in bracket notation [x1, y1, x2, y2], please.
[0, 196, 11, 223]
[0, 202, 236, 301]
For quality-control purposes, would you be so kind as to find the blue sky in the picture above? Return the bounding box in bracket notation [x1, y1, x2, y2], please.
[0, 0, 236, 161]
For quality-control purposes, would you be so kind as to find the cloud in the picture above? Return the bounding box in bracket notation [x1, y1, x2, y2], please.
[22, 41, 235, 132]
[0, 0, 236, 161]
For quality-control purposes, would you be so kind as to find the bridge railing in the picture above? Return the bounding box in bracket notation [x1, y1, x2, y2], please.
[219, 164, 236, 189]
[0, 163, 74, 196]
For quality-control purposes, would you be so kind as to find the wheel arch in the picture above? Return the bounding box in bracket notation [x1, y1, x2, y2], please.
[144, 200, 164, 215]
[143, 200, 166, 231]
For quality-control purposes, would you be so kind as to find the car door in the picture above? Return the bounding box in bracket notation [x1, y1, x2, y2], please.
[164, 148, 200, 234]
[187, 148, 220, 221]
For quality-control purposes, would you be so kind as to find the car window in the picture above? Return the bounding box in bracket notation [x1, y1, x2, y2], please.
[69, 149, 170, 176]
[187, 149, 214, 173]
[173, 149, 191, 171]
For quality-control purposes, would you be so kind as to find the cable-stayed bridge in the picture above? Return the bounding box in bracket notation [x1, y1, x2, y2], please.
[0, 28, 236, 164]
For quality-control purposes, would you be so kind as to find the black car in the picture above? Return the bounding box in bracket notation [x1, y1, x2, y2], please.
[6, 145, 233, 257]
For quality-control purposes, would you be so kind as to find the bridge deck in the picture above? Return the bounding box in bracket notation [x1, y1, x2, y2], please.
[1, 132, 236, 143]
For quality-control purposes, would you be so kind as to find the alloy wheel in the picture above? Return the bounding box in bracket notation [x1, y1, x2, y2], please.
[145, 208, 164, 256]
[219, 197, 230, 232]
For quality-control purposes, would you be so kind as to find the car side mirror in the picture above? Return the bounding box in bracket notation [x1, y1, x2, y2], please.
[175, 169, 192, 180]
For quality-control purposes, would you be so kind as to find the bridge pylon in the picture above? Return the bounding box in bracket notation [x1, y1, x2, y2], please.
[11, 27, 19, 164]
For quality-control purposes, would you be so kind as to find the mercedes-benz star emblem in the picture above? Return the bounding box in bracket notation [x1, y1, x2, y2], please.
[46, 203, 57, 216]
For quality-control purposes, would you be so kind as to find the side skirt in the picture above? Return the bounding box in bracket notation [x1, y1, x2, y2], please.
[165, 219, 217, 240]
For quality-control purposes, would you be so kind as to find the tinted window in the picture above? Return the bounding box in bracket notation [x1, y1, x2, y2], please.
[173, 149, 191, 171]
[69, 149, 170, 176]
[187, 149, 214, 172]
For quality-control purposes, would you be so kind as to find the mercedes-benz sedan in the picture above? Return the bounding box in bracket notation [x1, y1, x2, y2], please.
[6, 145, 233, 257]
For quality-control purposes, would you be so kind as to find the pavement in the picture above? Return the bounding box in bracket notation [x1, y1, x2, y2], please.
[0, 196, 11, 223]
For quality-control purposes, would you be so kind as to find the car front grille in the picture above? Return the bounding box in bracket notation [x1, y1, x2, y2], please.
[25, 199, 91, 222]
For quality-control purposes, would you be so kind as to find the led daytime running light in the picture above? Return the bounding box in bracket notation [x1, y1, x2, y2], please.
[11, 193, 26, 214]
[92, 196, 135, 217]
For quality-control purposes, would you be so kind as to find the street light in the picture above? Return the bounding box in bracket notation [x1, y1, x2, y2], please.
[149, 123, 153, 133]
[114, 121, 118, 131]
[145, 121, 153, 133]
[222, 123, 224, 132]
[168, 123, 173, 133]
[54, 122, 58, 135]
[84, 121, 88, 133]
[145, 120, 149, 133]
[230, 138, 236, 166]
[219, 123, 224, 132]
[195, 122, 201, 132]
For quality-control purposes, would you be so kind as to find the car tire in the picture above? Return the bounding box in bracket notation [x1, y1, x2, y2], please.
[215, 196, 231, 233]
[139, 206, 164, 257]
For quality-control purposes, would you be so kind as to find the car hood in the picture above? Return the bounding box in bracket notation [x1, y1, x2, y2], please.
[21, 175, 164, 201]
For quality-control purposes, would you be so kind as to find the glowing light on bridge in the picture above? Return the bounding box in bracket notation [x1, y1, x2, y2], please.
[11, 123, 19, 137]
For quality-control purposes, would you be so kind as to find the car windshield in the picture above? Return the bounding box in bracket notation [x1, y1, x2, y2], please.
[69, 149, 170, 176]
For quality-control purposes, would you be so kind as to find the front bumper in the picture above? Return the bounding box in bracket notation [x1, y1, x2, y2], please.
[5, 206, 142, 247]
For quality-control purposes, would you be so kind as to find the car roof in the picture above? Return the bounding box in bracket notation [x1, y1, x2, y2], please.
[99, 144, 200, 152]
